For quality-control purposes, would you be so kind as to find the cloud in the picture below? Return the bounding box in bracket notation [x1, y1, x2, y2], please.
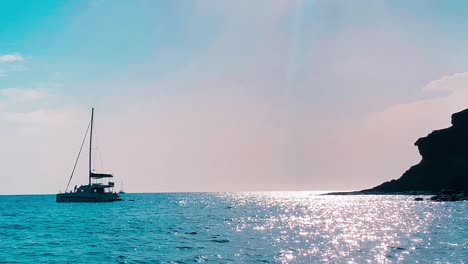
[0, 105, 89, 194]
[0, 1, 464, 194]
[370, 72, 468, 135]
[423, 72, 468, 92]
[306, 72, 468, 190]
[2, 106, 87, 126]
[87, 1, 451, 192]
[0, 53, 24, 63]
[0, 85, 83, 127]
[1, 88, 49, 102]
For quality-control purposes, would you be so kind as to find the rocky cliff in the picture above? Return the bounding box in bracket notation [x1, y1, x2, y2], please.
[364, 108, 468, 193]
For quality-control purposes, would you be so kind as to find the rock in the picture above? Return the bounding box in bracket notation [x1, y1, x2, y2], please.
[363, 108, 468, 195]
[414, 197, 424, 201]
[429, 190, 468, 202]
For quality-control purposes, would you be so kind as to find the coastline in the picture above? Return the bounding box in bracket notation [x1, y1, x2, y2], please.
[324, 190, 468, 202]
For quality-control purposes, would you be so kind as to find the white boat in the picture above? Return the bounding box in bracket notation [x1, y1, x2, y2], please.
[56, 108, 123, 202]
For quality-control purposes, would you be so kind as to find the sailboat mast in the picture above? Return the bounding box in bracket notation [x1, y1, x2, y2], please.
[89, 108, 94, 185]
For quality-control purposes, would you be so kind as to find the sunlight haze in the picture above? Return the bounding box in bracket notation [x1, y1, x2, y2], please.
[1, 0, 468, 194]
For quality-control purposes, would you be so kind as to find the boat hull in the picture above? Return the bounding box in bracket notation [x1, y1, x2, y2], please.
[56, 192, 123, 203]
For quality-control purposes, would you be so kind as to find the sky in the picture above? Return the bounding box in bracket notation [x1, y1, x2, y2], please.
[1, 0, 468, 194]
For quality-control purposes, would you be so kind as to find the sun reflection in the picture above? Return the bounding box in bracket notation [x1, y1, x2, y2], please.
[217, 192, 436, 263]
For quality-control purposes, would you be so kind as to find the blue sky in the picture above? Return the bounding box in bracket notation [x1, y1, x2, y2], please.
[0, 1, 206, 97]
[1, 1, 468, 194]
[2, 0, 467, 106]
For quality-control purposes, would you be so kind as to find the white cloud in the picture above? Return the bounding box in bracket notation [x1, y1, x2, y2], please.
[0, 53, 24, 63]
[0, 2, 464, 194]
[373, 72, 468, 131]
[306, 72, 468, 190]
[2, 106, 87, 126]
[0, 105, 89, 194]
[86, 1, 449, 192]
[423, 72, 468, 92]
[1, 88, 49, 102]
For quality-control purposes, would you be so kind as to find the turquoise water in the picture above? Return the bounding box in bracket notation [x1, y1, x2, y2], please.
[0, 192, 466, 263]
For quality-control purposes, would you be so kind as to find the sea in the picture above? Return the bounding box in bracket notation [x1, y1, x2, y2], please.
[0, 192, 466, 263]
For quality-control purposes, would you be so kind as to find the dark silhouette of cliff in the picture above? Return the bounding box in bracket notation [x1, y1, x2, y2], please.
[363, 108, 468, 193]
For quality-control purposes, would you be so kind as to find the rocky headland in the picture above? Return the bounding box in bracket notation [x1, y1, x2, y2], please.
[345, 108, 468, 201]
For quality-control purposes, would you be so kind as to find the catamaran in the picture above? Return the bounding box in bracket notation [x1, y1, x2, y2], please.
[56, 108, 123, 202]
